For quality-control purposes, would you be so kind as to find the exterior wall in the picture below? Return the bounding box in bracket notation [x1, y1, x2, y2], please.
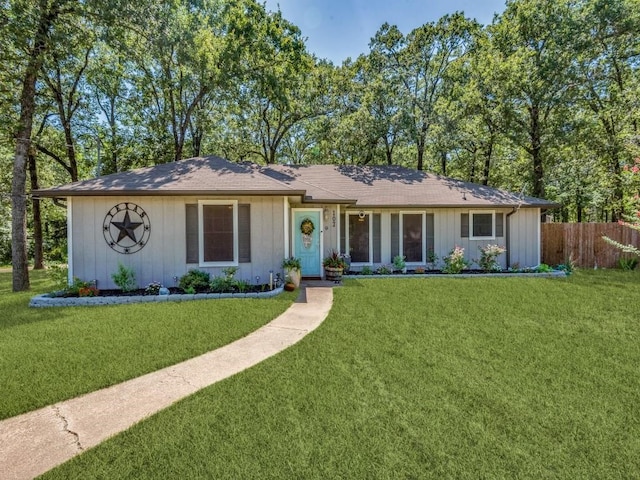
[340, 207, 541, 270]
[434, 207, 541, 269]
[508, 208, 541, 267]
[69, 196, 542, 288]
[70, 195, 286, 289]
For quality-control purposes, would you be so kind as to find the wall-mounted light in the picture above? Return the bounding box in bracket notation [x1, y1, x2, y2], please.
[358, 210, 366, 222]
[323, 207, 329, 221]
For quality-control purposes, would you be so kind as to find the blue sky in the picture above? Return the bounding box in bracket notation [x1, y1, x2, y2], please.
[263, 0, 507, 64]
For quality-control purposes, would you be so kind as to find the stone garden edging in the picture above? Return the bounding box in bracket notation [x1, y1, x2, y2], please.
[29, 286, 285, 308]
[343, 271, 567, 280]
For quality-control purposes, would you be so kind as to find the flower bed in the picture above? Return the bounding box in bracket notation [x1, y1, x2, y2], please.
[30, 286, 284, 308]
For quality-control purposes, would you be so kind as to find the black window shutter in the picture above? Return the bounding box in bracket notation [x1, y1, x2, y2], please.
[373, 213, 381, 263]
[238, 204, 251, 263]
[391, 214, 399, 259]
[185, 204, 199, 263]
[426, 213, 435, 254]
[461, 213, 469, 238]
[496, 212, 504, 237]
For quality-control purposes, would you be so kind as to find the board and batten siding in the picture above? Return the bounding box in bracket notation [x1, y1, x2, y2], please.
[434, 207, 540, 269]
[69, 196, 286, 289]
[338, 207, 541, 269]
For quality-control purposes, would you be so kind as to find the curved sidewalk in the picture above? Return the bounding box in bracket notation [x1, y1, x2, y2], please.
[0, 286, 333, 480]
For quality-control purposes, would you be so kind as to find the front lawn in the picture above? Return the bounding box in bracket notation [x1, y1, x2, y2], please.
[0, 270, 296, 419]
[44, 270, 640, 479]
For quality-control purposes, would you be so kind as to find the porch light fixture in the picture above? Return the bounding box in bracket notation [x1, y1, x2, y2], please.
[358, 210, 366, 221]
[323, 207, 329, 221]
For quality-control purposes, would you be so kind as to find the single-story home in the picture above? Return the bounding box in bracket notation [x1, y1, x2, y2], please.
[35, 155, 557, 288]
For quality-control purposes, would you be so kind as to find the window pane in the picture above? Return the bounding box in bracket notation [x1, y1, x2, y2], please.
[472, 213, 493, 237]
[403, 214, 423, 262]
[203, 205, 234, 262]
[349, 214, 370, 262]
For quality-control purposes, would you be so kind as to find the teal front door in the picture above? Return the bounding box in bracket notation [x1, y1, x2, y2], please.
[293, 210, 322, 277]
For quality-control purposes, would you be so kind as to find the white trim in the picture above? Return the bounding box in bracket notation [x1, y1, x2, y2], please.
[67, 198, 73, 285]
[536, 208, 541, 265]
[336, 204, 341, 253]
[469, 210, 496, 240]
[291, 208, 324, 275]
[198, 200, 239, 267]
[345, 210, 373, 265]
[399, 211, 426, 264]
[283, 197, 290, 258]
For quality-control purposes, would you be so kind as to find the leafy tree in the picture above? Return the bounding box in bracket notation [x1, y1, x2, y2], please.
[370, 14, 479, 171]
[490, 0, 578, 199]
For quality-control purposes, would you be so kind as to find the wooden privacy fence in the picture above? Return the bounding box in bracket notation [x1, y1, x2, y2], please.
[541, 223, 640, 268]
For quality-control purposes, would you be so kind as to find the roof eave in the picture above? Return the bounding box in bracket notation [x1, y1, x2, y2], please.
[33, 189, 307, 198]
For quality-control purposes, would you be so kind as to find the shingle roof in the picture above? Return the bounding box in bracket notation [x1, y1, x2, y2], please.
[35, 155, 557, 208]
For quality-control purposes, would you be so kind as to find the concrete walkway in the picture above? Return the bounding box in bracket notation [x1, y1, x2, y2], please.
[0, 285, 333, 480]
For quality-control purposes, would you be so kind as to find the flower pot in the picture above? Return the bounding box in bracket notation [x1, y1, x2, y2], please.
[324, 266, 343, 282]
[286, 268, 301, 288]
[284, 282, 296, 292]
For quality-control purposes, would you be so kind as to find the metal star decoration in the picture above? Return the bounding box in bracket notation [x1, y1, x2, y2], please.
[111, 211, 143, 243]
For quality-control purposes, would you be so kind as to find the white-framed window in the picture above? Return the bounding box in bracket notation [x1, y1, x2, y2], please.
[346, 211, 373, 264]
[198, 200, 238, 266]
[469, 210, 495, 240]
[400, 212, 426, 263]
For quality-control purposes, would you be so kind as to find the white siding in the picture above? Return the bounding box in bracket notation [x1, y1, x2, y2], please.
[71, 196, 285, 289]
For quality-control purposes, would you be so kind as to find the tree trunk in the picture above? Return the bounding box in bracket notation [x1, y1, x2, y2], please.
[62, 121, 78, 181]
[11, 0, 64, 290]
[28, 152, 44, 269]
[482, 142, 493, 186]
[530, 105, 544, 198]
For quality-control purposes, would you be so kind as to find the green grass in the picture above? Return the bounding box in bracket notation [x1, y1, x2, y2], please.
[0, 270, 296, 419]
[41, 270, 640, 479]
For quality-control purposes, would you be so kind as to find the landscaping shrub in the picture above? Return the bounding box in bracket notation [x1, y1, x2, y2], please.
[179, 269, 210, 292]
[111, 263, 137, 292]
[443, 246, 470, 274]
[477, 244, 506, 271]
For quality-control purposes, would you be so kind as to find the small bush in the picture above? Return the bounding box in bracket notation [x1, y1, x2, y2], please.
[376, 265, 392, 274]
[145, 281, 162, 295]
[78, 286, 99, 297]
[47, 263, 69, 291]
[361, 265, 373, 275]
[210, 276, 234, 293]
[477, 244, 506, 271]
[534, 263, 554, 273]
[618, 257, 638, 270]
[67, 277, 91, 296]
[443, 246, 470, 274]
[222, 266, 239, 279]
[179, 269, 210, 292]
[112, 263, 137, 292]
[234, 279, 251, 293]
[392, 255, 406, 272]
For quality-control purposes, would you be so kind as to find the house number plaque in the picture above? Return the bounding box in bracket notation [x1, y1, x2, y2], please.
[103, 202, 151, 254]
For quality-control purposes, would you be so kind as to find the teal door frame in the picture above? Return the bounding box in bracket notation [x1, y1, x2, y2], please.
[292, 208, 323, 277]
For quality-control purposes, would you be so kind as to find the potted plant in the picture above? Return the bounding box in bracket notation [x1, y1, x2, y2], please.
[323, 251, 347, 282]
[283, 274, 296, 291]
[282, 256, 302, 288]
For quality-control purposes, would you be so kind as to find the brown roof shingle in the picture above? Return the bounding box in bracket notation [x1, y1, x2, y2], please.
[35, 155, 557, 208]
